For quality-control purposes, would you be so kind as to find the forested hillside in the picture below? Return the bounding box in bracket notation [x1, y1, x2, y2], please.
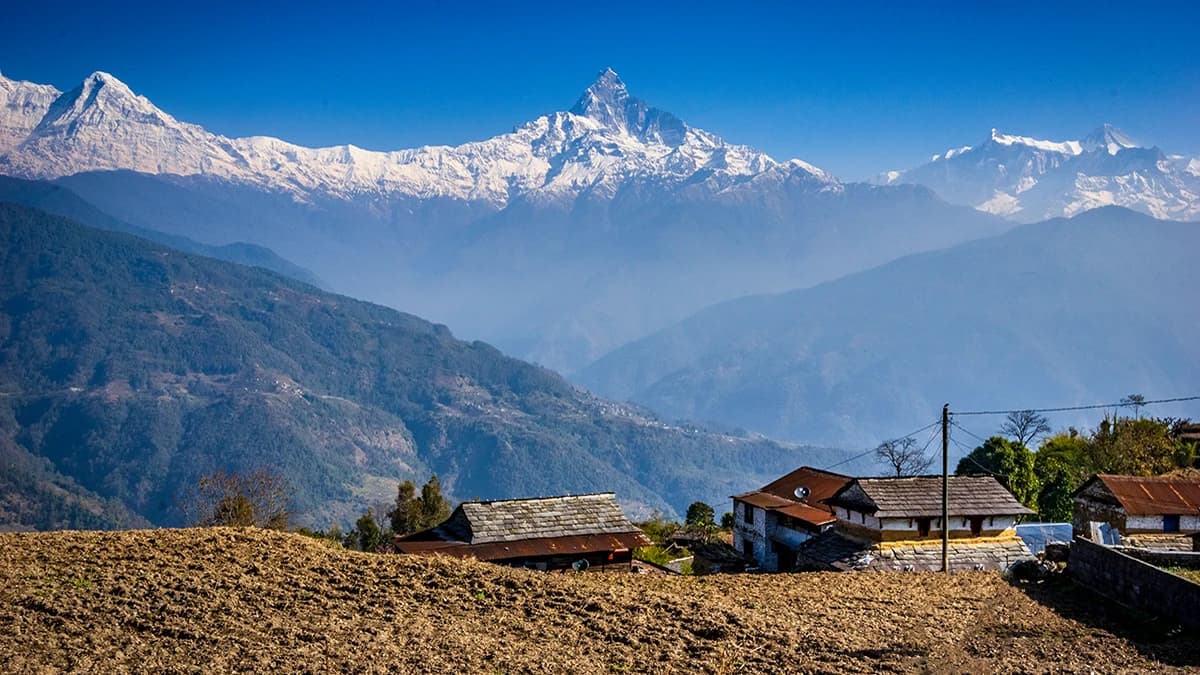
[0, 203, 850, 529]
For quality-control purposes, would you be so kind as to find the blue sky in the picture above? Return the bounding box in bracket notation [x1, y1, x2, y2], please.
[3, 1, 1197, 179]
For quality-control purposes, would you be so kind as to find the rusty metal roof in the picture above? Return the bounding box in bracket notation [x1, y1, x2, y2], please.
[732, 466, 852, 530]
[759, 466, 851, 504]
[394, 532, 650, 561]
[827, 475, 1034, 518]
[1085, 474, 1200, 516]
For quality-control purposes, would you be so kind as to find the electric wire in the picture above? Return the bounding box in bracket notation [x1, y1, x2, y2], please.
[950, 395, 1200, 417]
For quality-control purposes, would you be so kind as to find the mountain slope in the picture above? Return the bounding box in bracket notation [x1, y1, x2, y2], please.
[0, 68, 1012, 372]
[0, 203, 856, 529]
[577, 207, 1200, 446]
[879, 125, 1200, 222]
[0, 175, 323, 287]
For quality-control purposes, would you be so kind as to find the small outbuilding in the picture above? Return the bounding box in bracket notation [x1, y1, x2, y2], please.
[392, 493, 651, 572]
[1073, 474, 1200, 550]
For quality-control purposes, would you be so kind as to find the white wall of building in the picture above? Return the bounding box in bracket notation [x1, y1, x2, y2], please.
[1126, 514, 1200, 532]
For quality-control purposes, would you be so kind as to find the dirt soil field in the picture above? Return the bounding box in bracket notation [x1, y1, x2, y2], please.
[1, 528, 1197, 673]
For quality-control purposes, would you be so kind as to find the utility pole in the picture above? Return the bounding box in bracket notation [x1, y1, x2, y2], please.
[942, 403, 949, 574]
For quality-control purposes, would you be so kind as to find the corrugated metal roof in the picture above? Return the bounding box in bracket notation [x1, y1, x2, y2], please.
[759, 466, 851, 504]
[827, 475, 1034, 518]
[394, 532, 651, 561]
[1090, 474, 1200, 516]
[732, 466, 852, 530]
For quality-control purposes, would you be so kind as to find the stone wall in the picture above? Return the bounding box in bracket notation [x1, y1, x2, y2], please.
[1068, 536, 1200, 631]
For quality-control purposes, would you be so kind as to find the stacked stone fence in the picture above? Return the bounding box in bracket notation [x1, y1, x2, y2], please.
[1068, 536, 1200, 631]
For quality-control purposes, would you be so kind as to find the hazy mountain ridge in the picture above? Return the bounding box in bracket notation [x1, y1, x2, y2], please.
[0, 175, 324, 287]
[0, 67, 1013, 372]
[577, 206, 1200, 447]
[878, 125, 1200, 222]
[0, 202, 858, 530]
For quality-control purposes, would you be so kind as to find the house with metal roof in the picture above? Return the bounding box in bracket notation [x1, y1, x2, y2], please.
[731, 466, 853, 571]
[392, 493, 651, 572]
[793, 475, 1033, 572]
[1073, 474, 1200, 550]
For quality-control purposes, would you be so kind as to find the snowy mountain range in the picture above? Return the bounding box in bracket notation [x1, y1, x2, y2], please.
[877, 124, 1200, 222]
[0, 67, 1017, 374]
[0, 68, 835, 208]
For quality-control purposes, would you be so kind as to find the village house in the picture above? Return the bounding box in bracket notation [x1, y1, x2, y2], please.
[731, 466, 853, 571]
[392, 493, 651, 572]
[792, 475, 1033, 572]
[1073, 473, 1200, 550]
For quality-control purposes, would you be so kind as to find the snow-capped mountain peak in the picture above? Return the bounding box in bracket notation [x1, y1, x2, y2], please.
[1081, 123, 1138, 155]
[879, 124, 1198, 222]
[987, 128, 1082, 155]
[568, 68, 687, 146]
[0, 67, 838, 208]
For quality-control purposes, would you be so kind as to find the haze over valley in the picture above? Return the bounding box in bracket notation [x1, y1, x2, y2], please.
[0, 9, 1197, 529]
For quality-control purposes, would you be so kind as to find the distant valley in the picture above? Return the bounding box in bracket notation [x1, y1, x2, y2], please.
[0, 203, 857, 530]
[578, 206, 1200, 447]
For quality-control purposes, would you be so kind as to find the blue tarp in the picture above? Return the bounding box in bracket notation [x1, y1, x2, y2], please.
[1015, 522, 1073, 554]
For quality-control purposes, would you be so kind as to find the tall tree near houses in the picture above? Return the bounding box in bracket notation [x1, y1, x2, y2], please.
[388, 480, 423, 535]
[419, 475, 452, 527]
[1000, 410, 1052, 447]
[875, 437, 932, 477]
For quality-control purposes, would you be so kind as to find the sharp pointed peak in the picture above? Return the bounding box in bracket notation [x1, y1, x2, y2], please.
[1082, 123, 1138, 154]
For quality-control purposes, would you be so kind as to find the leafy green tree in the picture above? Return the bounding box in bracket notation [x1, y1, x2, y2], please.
[720, 511, 734, 530]
[1033, 433, 1089, 522]
[685, 501, 716, 529]
[354, 511, 382, 552]
[388, 480, 423, 535]
[1085, 416, 1192, 476]
[419, 475, 451, 527]
[955, 436, 1039, 508]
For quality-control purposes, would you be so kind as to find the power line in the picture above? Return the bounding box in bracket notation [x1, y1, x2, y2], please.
[823, 419, 940, 471]
[950, 395, 1200, 417]
[949, 420, 989, 445]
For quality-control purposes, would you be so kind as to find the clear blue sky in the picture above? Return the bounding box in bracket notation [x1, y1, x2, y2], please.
[3, 1, 1198, 179]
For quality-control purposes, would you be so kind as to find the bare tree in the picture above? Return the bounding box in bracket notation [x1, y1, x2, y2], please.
[181, 468, 293, 530]
[875, 437, 932, 477]
[1000, 410, 1051, 447]
[1120, 393, 1147, 419]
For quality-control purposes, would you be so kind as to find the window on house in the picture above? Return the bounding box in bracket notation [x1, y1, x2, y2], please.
[743, 504, 754, 525]
[1164, 514, 1181, 533]
[916, 518, 931, 537]
[969, 516, 984, 536]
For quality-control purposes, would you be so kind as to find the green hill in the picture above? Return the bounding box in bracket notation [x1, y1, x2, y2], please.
[0, 203, 851, 529]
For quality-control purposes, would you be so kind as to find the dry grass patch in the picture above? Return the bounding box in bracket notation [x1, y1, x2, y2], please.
[1, 528, 1197, 673]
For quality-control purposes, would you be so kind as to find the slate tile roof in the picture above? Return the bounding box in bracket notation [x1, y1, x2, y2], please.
[456, 493, 645, 543]
[826, 475, 1033, 518]
[1077, 474, 1200, 516]
[393, 492, 651, 560]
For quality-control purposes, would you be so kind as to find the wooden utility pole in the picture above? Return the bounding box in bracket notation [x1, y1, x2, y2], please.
[941, 403, 950, 574]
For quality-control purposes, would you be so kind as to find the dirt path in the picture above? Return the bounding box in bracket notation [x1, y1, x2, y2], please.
[1, 528, 1196, 673]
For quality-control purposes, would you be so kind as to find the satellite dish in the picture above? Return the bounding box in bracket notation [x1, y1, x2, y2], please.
[793, 486, 811, 500]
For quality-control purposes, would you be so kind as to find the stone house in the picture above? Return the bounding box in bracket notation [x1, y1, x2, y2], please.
[393, 493, 650, 572]
[1073, 474, 1200, 550]
[794, 475, 1033, 571]
[731, 466, 852, 571]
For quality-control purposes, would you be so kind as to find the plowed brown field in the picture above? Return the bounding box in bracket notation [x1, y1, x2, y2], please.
[1, 528, 1196, 673]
